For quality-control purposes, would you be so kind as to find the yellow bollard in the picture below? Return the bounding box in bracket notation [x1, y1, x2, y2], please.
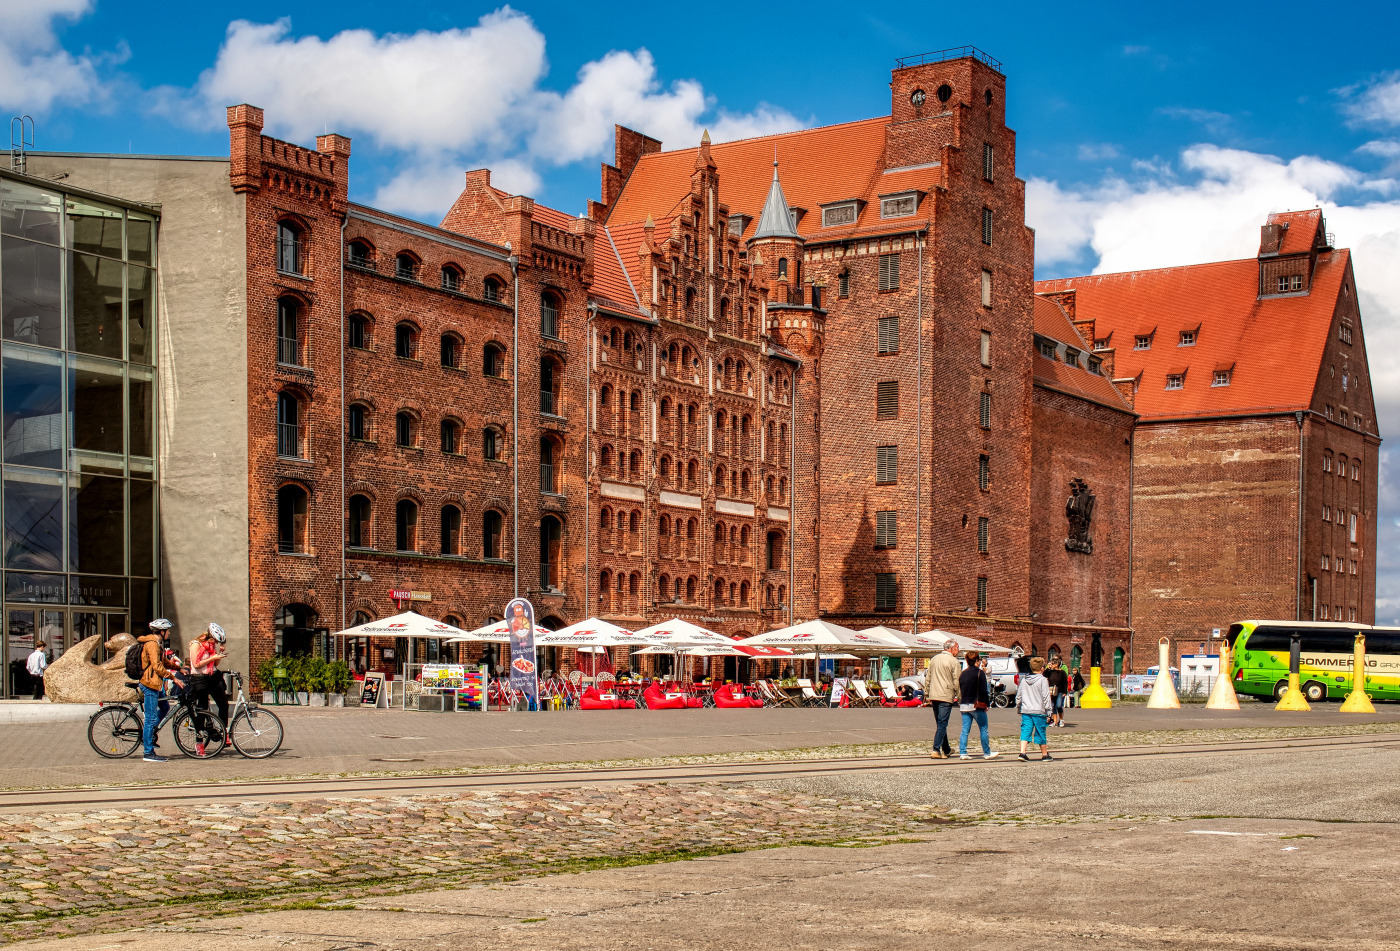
[1145, 637, 1181, 709]
[1339, 634, 1375, 713]
[1205, 637, 1240, 710]
[1079, 666, 1112, 708]
[1274, 631, 1311, 711]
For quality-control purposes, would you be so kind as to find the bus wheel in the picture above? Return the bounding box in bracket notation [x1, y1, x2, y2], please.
[1304, 681, 1327, 703]
[1273, 680, 1290, 701]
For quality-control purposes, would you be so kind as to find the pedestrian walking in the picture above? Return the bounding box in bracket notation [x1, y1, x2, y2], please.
[136, 619, 185, 763]
[924, 639, 961, 759]
[25, 641, 49, 700]
[1046, 659, 1070, 727]
[1017, 656, 1053, 762]
[958, 651, 999, 760]
[1071, 667, 1086, 707]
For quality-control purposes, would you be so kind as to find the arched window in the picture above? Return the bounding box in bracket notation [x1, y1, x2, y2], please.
[276, 220, 304, 275]
[715, 464, 727, 494]
[741, 470, 751, 495]
[440, 334, 461, 369]
[346, 239, 373, 268]
[276, 483, 308, 553]
[482, 509, 503, 559]
[440, 264, 462, 292]
[686, 576, 697, 602]
[629, 450, 642, 482]
[673, 577, 684, 601]
[483, 426, 503, 461]
[348, 312, 370, 349]
[347, 403, 367, 441]
[599, 383, 613, 430]
[541, 291, 561, 338]
[767, 530, 783, 570]
[395, 499, 419, 551]
[687, 459, 698, 489]
[715, 578, 726, 604]
[276, 296, 302, 366]
[540, 356, 561, 415]
[395, 411, 416, 448]
[539, 515, 563, 590]
[440, 504, 461, 555]
[274, 603, 318, 656]
[394, 252, 420, 281]
[659, 573, 670, 601]
[739, 581, 750, 606]
[440, 418, 460, 454]
[348, 494, 371, 548]
[395, 322, 418, 359]
[685, 287, 697, 317]
[600, 444, 614, 476]
[540, 436, 560, 493]
[659, 456, 671, 483]
[483, 343, 505, 378]
[719, 298, 729, 332]
[484, 276, 504, 302]
[598, 571, 613, 611]
[777, 258, 788, 279]
[276, 391, 301, 458]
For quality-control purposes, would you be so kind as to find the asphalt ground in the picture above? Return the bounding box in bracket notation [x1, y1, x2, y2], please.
[8, 698, 1400, 790]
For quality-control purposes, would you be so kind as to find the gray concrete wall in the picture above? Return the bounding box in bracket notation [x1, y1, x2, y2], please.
[26, 154, 251, 673]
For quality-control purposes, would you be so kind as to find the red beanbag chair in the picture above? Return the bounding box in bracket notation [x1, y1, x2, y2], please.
[643, 682, 690, 710]
[714, 684, 763, 708]
[581, 686, 628, 710]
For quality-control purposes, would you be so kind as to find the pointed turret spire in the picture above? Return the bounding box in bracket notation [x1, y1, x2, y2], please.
[752, 158, 800, 240]
[694, 129, 716, 170]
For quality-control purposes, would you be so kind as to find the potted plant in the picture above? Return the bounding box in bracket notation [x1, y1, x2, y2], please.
[289, 654, 312, 705]
[256, 656, 278, 703]
[326, 660, 352, 707]
[304, 656, 329, 706]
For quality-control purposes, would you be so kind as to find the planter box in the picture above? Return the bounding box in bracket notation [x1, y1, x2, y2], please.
[295, 691, 310, 705]
[307, 693, 326, 707]
[262, 692, 274, 703]
[416, 693, 448, 712]
[328, 693, 345, 708]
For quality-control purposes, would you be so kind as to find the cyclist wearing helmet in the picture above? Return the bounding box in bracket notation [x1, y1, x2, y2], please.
[137, 619, 185, 763]
[190, 623, 230, 736]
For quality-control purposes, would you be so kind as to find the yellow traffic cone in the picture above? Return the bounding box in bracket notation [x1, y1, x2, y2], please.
[1205, 638, 1240, 710]
[1079, 666, 1112, 709]
[1275, 672, 1311, 711]
[1339, 634, 1375, 714]
[1145, 637, 1180, 709]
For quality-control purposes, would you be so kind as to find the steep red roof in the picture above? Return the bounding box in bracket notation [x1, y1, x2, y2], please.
[607, 117, 927, 239]
[1267, 209, 1322, 256]
[1035, 250, 1349, 421]
[1032, 296, 1133, 412]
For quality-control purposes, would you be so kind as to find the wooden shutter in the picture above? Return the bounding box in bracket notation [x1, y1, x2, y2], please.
[981, 208, 993, 245]
[875, 511, 896, 548]
[877, 446, 897, 484]
[977, 517, 989, 553]
[878, 253, 900, 291]
[980, 392, 991, 429]
[876, 381, 899, 419]
[875, 573, 897, 612]
[877, 316, 899, 354]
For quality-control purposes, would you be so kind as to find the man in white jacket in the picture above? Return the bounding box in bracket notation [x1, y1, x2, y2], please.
[1017, 656, 1054, 762]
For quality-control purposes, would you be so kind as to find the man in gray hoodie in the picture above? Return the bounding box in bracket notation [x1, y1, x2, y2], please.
[1017, 656, 1054, 762]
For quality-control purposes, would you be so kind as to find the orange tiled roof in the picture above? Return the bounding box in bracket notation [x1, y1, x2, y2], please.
[531, 201, 578, 232]
[1267, 209, 1322, 256]
[1035, 250, 1349, 421]
[1031, 296, 1133, 412]
[608, 117, 915, 238]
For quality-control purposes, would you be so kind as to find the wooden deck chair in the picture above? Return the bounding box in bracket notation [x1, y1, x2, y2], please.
[796, 678, 823, 707]
[878, 680, 901, 706]
[847, 679, 879, 707]
[759, 679, 799, 708]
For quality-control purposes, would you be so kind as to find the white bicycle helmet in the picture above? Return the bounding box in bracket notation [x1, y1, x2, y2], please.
[149, 618, 172, 631]
[207, 622, 226, 644]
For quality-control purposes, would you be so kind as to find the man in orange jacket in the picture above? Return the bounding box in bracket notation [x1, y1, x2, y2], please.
[137, 619, 185, 763]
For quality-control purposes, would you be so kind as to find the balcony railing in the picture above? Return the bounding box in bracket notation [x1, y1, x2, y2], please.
[276, 335, 300, 366]
[276, 422, 300, 458]
[540, 389, 558, 415]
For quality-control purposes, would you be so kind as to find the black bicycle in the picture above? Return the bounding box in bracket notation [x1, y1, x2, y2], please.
[87, 681, 223, 759]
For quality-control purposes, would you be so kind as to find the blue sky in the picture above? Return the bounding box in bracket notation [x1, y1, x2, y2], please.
[7, 0, 1400, 614]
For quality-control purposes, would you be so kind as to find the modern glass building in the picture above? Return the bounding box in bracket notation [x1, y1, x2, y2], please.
[0, 171, 158, 696]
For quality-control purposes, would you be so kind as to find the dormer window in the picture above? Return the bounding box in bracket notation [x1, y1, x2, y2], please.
[879, 192, 919, 219]
[1094, 337, 1110, 350]
[1134, 334, 1153, 350]
[1165, 373, 1184, 390]
[728, 213, 750, 236]
[1038, 340, 1057, 360]
[821, 202, 858, 227]
[1179, 330, 1196, 346]
[1088, 357, 1103, 375]
[1064, 348, 1080, 367]
[1213, 369, 1232, 387]
[1277, 274, 1303, 293]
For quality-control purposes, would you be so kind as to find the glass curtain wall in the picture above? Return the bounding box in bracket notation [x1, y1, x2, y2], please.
[0, 174, 158, 695]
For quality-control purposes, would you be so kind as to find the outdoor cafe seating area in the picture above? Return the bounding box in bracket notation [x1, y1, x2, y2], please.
[332, 613, 1015, 712]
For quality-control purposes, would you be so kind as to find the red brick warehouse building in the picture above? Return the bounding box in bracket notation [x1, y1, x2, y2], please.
[18, 48, 1377, 678]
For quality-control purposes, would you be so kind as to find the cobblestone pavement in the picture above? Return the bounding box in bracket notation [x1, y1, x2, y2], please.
[0, 783, 952, 945]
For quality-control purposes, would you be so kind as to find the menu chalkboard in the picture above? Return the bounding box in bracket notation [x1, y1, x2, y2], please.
[359, 671, 385, 707]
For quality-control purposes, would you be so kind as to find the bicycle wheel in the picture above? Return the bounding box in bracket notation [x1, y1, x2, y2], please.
[172, 708, 228, 759]
[230, 707, 283, 758]
[88, 706, 142, 758]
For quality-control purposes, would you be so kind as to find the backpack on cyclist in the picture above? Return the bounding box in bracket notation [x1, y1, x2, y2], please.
[123, 643, 146, 681]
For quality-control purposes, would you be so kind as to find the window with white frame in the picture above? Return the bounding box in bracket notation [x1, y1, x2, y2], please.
[1165, 374, 1184, 390]
[1213, 369, 1232, 387]
[822, 203, 858, 227]
[880, 194, 917, 218]
[1179, 330, 1196, 346]
[1134, 334, 1152, 350]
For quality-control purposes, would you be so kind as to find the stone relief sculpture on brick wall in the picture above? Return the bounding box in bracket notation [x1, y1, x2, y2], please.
[1065, 477, 1095, 554]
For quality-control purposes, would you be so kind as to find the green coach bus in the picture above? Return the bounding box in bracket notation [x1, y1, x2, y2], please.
[1227, 620, 1400, 702]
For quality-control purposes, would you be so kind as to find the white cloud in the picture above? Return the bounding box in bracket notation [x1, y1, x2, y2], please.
[167, 9, 800, 211]
[0, 0, 116, 113]
[1342, 71, 1400, 127]
[1077, 142, 1121, 162]
[1028, 144, 1400, 615]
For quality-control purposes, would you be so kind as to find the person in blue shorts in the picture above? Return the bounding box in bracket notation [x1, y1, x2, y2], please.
[1016, 656, 1053, 762]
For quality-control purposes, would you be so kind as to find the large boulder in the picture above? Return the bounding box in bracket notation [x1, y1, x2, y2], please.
[43, 633, 140, 703]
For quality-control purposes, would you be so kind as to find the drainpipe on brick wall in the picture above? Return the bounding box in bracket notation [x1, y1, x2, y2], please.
[508, 249, 520, 598]
[1296, 410, 1306, 620]
[339, 216, 347, 647]
[1127, 428, 1135, 672]
[913, 233, 924, 635]
[585, 303, 599, 622]
[789, 359, 796, 631]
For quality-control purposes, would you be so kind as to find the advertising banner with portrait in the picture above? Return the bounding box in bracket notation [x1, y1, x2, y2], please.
[504, 597, 539, 710]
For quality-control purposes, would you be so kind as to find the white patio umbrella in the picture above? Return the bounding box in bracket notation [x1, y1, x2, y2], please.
[630, 618, 737, 646]
[633, 643, 795, 658]
[445, 620, 554, 644]
[334, 610, 473, 641]
[918, 628, 1017, 654]
[738, 619, 908, 653]
[534, 618, 653, 676]
[787, 652, 859, 661]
